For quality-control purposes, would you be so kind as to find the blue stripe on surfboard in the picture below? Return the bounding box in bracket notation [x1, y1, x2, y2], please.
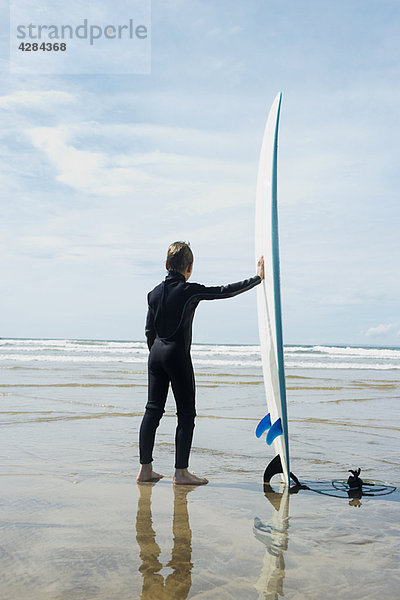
[255, 413, 271, 438]
[266, 418, 283, 445]
[271, 93, 290, 477]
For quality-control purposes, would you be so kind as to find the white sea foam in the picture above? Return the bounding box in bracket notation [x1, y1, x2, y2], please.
[0, 353, 148, 364]
[0, 339, 147, 355]
[285, 361, 400, 370]
[305, 345, 400, 359]
[192, 346, 259, 358]
[1, 339, 400, 370]
[193, 359, 261, 367]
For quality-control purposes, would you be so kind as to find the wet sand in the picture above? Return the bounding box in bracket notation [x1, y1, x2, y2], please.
[1, 473, 399, 599]
[1, 340, 399, 598]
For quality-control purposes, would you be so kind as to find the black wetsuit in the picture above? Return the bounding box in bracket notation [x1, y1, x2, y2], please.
[139, 271, 261, 469]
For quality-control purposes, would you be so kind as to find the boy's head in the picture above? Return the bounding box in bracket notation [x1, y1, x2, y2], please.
[166, 241, 193, 276]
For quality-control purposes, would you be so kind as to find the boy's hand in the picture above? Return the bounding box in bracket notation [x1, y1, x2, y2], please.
[257, 256, 264, 280]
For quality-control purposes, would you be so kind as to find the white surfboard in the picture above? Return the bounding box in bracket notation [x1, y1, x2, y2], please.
[255, 92, 290, 485]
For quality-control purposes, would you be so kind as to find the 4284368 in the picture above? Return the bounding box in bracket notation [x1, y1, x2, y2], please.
[18, 42, 67, 51]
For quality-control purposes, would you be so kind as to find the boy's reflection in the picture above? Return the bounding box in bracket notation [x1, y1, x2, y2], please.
[136, 484, 193, 600]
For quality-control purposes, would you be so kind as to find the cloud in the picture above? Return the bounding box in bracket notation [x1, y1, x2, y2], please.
[365, 323, 395, 337]
[207, 27, 222, 37]
[25, 123, 254, 213]
[27, 125, 144, 197]
[0, 90, 76, 110]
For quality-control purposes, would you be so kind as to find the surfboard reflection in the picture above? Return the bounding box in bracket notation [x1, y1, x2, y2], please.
[253, 484, 290, 600]
[135, 484, 193, 600]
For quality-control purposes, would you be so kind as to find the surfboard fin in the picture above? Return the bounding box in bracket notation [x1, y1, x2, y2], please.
[266, 418, 283, 445]
[263, 455, 283, 483]
[263, 455, 302, 488]
[255, 413, 271, 438]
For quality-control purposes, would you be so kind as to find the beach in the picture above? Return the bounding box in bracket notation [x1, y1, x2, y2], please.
[1, 339, 399, 599]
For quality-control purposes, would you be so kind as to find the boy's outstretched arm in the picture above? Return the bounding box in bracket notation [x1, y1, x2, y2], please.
[193, 256, 265, 301]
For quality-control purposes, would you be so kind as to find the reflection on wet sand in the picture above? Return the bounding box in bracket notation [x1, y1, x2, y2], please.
[253, 484, 290, 600]
[136, 484, 193, 600]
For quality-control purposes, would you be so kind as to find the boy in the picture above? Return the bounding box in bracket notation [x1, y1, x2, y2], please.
[137, 242, 264, 485]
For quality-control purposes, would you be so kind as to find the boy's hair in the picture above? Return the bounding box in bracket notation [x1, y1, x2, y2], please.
[166, 241, 193, 273]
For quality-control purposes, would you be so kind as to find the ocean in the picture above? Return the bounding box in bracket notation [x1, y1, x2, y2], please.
[1, 338, 399, 483]
[1, 338, 399, 599]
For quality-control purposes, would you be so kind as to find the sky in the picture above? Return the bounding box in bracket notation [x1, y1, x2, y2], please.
[1, 0, 399, 345]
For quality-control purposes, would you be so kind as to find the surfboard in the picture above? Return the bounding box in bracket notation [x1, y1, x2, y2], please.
[255, 92, 290, 485]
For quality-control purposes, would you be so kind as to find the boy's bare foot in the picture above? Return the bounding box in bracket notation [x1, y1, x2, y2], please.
[136, 463, 164, 483]
[173, 468, 208, 486]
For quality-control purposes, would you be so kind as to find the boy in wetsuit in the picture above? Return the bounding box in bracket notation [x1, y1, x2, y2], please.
[137, 242, 264, 485]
